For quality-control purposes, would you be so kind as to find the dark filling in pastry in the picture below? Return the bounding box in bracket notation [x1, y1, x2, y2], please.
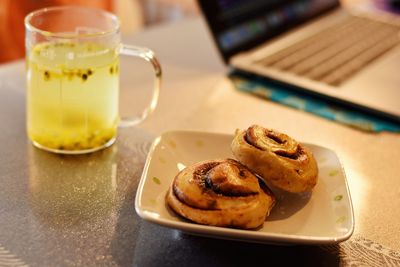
[244, 130, 263, 150]
[244, 127, 305, 161]
[172, 181, 218, 210]
[173, 160, 259, 210]
[265, 130, 286, 145]
[206, 160, 257, 196]
[275, 146, 302, 160]
[193, 161, 219, 189]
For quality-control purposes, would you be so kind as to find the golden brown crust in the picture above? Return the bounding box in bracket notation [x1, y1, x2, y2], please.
[166, 159, 275, 229]
[231, 125, 318, 192]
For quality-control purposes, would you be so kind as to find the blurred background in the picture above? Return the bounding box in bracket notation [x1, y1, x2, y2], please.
[1, 0, 399, 64]
[0, 0, 200, 63]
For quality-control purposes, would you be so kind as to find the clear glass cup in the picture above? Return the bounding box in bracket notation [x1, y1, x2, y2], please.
[25, 6, 161, 154]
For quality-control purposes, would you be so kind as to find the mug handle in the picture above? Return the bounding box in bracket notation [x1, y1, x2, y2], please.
[118, 44, 162, 127]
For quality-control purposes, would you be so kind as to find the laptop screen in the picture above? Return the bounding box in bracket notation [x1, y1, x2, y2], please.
[198, 0, 340, 62]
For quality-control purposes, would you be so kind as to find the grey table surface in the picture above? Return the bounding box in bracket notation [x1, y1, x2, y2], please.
[1, 17, 400, 266]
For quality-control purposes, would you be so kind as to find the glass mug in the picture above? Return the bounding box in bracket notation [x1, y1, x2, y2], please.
[25, 6, 161, 154]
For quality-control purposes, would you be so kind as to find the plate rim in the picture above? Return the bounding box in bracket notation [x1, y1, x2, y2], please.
[135, 130, 355, 245]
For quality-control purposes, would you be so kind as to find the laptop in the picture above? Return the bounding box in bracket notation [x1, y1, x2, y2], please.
[197, 0, 400, 122]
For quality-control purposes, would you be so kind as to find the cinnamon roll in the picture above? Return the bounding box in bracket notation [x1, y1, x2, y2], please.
[166, 159, 275, 229]
[231, 125, 318, 193]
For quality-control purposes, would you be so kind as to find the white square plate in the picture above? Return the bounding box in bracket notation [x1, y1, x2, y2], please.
[135, 131, 354, 245]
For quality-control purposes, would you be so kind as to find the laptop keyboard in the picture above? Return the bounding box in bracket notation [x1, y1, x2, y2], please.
[256, 15, 400, 86]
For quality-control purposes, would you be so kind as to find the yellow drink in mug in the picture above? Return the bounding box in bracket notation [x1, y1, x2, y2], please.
[25, 7, 161, 154]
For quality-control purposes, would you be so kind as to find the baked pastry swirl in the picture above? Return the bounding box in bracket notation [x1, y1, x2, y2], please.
[166, 159, 275, 229]
[231, 125, 318, 192]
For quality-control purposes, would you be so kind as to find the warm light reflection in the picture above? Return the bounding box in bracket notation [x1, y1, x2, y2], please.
[144, 211, 161, 219]
[153, 136, 162, 149]
[177, 162, 186, 171]
[344, 168, 368, 230]
[111, 163, 117, 190]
